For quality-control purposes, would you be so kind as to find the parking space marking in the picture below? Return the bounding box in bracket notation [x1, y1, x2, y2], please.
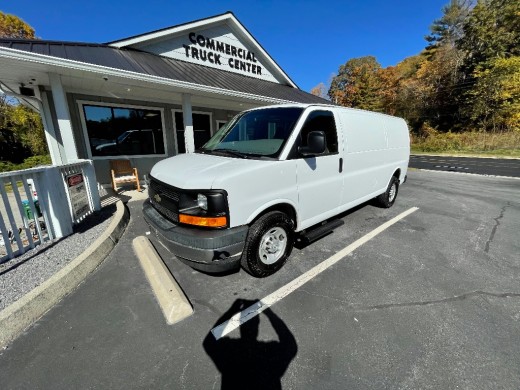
[211, 206, 419, 340]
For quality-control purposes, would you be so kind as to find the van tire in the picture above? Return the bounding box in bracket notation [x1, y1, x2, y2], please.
[241, 211, 294, 277]
[375, 176, 399, 208]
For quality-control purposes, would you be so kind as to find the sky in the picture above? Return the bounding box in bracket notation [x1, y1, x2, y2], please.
[1, 0, 449, 92]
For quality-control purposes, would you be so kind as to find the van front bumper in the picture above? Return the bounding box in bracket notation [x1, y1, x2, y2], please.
[142, 200, 248, 273]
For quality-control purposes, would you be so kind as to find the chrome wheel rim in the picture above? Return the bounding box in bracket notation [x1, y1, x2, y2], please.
[389, 183, 397, 202]
[258, 227, 287, 265]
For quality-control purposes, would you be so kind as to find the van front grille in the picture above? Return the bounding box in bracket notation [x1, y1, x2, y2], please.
[150, 179, 179, 202]
[149, 198, 179, 223]
[149, 178, 180, 223]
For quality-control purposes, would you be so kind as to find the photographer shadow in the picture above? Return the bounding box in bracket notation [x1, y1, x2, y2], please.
[203, 299, 298, 390]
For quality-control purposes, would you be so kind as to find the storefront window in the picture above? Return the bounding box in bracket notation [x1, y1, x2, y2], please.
[83, 104, 165, 157]
[174, 112, 211, 153]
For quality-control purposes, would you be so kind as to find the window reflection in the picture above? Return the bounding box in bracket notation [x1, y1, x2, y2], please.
[83, 105, 165, 157]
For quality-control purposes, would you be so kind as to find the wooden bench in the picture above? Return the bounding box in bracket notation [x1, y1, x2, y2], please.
[110, 159, 141, 192]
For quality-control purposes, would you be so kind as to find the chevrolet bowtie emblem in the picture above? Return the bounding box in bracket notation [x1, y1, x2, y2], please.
[154, 193, 162, 203]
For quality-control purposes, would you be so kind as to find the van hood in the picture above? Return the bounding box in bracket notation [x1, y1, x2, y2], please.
[150, 153, 271, 189]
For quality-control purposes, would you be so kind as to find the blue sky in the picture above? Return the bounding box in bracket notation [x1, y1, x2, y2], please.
[2, 0, 449, 92]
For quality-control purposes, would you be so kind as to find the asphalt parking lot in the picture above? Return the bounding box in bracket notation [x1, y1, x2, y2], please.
[1, 169, 519, 389]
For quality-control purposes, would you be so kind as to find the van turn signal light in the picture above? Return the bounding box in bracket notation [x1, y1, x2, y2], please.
[179, 214, 227, 227]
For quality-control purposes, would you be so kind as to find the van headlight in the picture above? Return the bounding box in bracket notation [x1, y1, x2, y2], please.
[197, 194, 208, 210]
[178, 191, 228, 228]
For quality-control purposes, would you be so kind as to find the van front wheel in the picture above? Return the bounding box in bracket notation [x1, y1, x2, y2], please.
[241, 211, 294, 277]
[375, 176, 399, 208]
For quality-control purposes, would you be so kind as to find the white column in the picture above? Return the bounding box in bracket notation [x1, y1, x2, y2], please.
[182, 93, 195, 153]
[35, 87, 64, 165]
[49, 73, 78, 163]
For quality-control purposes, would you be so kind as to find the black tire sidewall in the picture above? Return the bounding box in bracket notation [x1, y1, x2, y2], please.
[377, 176, 399, 208]
[241, 211, 294, 277]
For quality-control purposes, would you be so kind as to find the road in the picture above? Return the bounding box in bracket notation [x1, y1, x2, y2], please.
[1, 170, 519, 389]
[409, 155, 520, 177]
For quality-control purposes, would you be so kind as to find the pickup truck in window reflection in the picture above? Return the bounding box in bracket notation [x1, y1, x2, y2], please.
[95, 129, 163, 156]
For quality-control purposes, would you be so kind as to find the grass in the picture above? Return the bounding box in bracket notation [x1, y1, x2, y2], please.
[411, 130, 520, 158]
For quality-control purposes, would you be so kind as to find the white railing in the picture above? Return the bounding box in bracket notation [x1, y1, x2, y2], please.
[0, 159, 100, 263]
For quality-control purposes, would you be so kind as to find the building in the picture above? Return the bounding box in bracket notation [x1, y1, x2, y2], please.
[0, 12, 328, 185]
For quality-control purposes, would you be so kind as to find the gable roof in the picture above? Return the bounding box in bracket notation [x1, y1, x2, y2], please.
[0, 39, 330, 105]
[107, 12, 299, 89]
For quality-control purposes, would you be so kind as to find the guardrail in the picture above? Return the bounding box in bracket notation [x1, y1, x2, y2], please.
[0, 160, 100, 263]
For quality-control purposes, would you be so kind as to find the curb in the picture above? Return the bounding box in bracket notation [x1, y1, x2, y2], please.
[132, 236, 193, 325]
[410, 168, 520, 180]
[0, 200, 130, 348]
[411, 153, 520, 160]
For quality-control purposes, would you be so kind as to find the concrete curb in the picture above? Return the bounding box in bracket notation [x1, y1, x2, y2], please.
[410, 168, 520, 180]
[0, 201, 130, 348]
[411, 153, 520, 160]
[133, 236, 193, 325]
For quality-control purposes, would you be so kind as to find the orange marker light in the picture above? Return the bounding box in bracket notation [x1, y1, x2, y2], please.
[179, 214, 227, 227]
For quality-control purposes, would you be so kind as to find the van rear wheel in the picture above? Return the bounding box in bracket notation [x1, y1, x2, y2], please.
[241, 211, 294, 277]
[375, 176, 399, 208]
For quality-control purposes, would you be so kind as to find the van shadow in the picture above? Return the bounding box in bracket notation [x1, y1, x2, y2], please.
[203, 299, 298, 390]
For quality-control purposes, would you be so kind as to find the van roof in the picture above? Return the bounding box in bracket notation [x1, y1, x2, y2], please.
[245, 103, 405, 121]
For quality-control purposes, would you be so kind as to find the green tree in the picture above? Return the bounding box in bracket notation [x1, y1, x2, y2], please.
[466, 57, 520, 131]
[458, 0, 520, 73]
[426, 0, 472, 50]
[328, 56, 383, 111]
[0, 11, 35, 39]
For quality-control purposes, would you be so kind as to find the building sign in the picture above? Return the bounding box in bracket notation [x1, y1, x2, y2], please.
[66, 173, 90, 220]
[182, 32, 263, 75]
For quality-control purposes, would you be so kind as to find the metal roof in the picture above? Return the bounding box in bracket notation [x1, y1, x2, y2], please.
[0, 39, 330, 104]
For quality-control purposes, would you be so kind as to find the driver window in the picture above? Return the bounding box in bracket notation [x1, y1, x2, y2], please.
[298, 110, 338, 155]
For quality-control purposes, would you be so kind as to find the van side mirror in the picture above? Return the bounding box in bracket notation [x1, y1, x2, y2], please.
[298, 131, 326, 156]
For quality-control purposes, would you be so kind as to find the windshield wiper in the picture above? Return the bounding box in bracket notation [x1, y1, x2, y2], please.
[212, 148, 250, 159]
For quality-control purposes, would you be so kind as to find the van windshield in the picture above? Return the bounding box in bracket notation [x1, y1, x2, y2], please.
[198, 107, 304, 159]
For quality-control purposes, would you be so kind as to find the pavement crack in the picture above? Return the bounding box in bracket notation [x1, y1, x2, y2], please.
[298, 289, 520, 311]
[356, 291, 520, 311]
[298, 289, 351, 305]
[180, 360, 189, 390]
[485, 203, 509, 253]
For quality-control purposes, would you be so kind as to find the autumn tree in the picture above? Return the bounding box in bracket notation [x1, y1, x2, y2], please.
[328, 56, 383, 111]
[0, 11, 35, 39]
[310, 83, 328, 100]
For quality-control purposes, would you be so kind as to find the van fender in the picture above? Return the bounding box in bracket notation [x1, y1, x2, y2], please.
[246, 199, 300, 230]
[386, 167, 402, 187]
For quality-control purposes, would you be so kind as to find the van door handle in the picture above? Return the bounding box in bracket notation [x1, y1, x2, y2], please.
[339, 158, 343, 173]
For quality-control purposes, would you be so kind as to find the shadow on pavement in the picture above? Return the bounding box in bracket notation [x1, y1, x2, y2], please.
[203, 299, 297, 390]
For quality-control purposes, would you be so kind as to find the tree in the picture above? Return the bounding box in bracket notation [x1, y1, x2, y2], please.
[426, 0, 473, 50]
[458, 0, 520, 73]
[0, 95, 47, 157]
[328, 56, 383, 111]
[310, 83, 328, 99]
[466, 56, 520, 131]
[0, 11, 35, 39]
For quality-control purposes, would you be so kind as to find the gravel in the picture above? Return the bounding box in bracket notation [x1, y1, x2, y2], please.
[0, 204, 116, 311]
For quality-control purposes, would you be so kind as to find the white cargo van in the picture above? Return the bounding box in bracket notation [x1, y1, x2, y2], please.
[143, 104, 409, 277]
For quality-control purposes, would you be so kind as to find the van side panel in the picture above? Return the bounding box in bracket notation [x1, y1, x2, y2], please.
[337, 108, 409, 208]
